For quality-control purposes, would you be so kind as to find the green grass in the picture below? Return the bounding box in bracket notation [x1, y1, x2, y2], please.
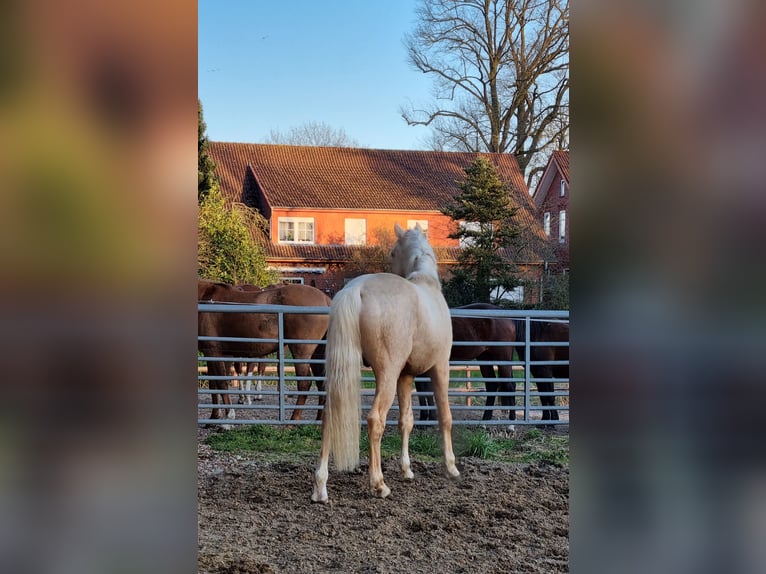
[204, 424, 568, 466]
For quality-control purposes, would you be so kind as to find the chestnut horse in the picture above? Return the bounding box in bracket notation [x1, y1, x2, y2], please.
[199, 281, 271, 404]
[312, 223, 460, 503]
[198, 281, 331, 426]
[415, 303, 517, 422]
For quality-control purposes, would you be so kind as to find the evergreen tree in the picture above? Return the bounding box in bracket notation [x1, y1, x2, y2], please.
[441, 157, 521, 305]
[198, 100, 217, 202]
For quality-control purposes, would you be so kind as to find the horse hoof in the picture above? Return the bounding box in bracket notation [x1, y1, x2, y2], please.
[373, 485, 391, 498]
[310, 492, 328, 504]
[401, 469, 414, 480]
[446, 466, 461, 480]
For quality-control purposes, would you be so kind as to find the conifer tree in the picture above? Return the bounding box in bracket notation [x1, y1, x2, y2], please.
[441, 157, 521, 305]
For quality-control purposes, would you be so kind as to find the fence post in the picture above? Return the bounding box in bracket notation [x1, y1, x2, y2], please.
[524, 317, 531, 423]
[278, 311, 286, 421]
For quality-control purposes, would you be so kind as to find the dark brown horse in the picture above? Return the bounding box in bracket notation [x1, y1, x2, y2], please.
[415, 303, 517, 421]
[415, 304, 569, 423]
[198, 280, 331, 425]
[512, 319, 569, 422]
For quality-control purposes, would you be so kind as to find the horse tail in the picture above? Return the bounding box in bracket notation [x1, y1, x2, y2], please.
[322, 285, 363, 471]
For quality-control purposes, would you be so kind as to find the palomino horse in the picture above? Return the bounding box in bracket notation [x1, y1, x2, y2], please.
[311, 223, 460, 503]
[415, 303, 517, 422]
[198, 281, 331, 426]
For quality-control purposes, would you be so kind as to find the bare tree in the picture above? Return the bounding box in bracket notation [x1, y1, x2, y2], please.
[265, 121, 360, 147]
[402, 0, 569, 186]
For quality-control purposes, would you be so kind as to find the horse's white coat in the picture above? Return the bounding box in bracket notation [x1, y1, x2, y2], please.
[312, 223, 460, 503]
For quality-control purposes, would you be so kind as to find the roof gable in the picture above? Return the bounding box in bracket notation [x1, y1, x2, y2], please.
[533, 150, 569, 210]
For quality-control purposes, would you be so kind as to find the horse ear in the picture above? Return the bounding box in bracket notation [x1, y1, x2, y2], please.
[414, 222, 424, 233]
[394, 222, 405, 238]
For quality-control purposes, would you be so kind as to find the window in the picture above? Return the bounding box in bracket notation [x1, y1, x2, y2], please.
[491, 285, 524, 303]
[278, 217, 314, 243]
[407, 219, 428, 237]
[558, 210, 566, 243]
[459, 221, 480, 247]
[280, 277, 304, 285]
[344, 218, 367, 245]
[560, 179, 566, 197]
[543, 212, 551, 236]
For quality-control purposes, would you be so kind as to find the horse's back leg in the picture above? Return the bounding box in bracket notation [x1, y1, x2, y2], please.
[414, 379, 435, 421]
[496, 363, 517, 423]
[429, 362, 460, 479]
[479, 364, 498, 421]
[288, 345, 315, 421]
[367, 365, 399, 498]
[310, 351, 326, 421]
[397, 374, 416, 480]
[311, 415, 332, 503]
[208, 359, 233, 429]
[534, 347, 559, 422]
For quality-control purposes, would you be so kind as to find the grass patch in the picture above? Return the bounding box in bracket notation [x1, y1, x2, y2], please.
[205, 424, 321, 458]
[205, 424, 568, 466]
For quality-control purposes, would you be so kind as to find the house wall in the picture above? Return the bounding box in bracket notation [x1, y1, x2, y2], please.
[269, 208, 460, 248]
[538, 172, 569, 271]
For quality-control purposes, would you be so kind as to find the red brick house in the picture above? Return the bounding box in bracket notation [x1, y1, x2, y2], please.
[532, 150, 569, 273]
[208, 142, 550, 301]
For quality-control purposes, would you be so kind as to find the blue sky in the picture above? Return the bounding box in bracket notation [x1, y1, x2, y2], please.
[199, 1, 435, 150]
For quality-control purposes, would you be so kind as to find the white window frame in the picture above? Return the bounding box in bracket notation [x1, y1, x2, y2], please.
[558, 210, 566, 243]
[543, 212, 551, 237]
[344, 218, 367, 246]
[278, 217, 315, 244]
[407, 219, 428, 238]
[560, 179, 566, 197]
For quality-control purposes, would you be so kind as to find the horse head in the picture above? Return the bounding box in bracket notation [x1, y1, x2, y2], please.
[391, 223, 439, 281]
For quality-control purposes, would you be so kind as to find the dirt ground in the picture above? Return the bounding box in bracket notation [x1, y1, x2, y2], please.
[198, 430, 569, 574]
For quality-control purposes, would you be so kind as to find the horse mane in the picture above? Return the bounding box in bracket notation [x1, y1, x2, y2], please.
[393, 225, 440, 284]
[406, 245, 439, 282]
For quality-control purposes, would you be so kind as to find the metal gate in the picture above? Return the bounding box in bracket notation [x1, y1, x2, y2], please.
[198, 304, 569, 426]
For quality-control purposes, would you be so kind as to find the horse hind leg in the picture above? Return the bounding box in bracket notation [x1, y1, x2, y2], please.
[414, 379, 436, 421]
[397, 374, 416, 480]
[209, 359, 234, 430]
[429, 363, 460, 480]
[311, 424, 331, 503]
[310, 355, 326, 421]
[479, 364, 498, 421]
[496, 364, 517, 427]
[366, 369, 399, 498]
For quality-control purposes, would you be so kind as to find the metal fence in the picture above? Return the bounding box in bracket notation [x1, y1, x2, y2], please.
[198, 304, 569, 427]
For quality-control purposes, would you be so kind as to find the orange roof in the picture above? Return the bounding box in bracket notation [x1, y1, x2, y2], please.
[209, 142, 550, 262]
[210, 142, 529, 209]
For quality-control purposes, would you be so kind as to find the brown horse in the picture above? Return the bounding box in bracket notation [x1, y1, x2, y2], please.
[511, 319, 569, 422]
[199, 281, 269, 403]
[198, 281, 331, 426]
[415, 303, 517, 422]
[312, 223, 460, 503]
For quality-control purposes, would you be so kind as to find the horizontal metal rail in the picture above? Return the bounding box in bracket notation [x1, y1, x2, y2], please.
[198, 304, 568, 427]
